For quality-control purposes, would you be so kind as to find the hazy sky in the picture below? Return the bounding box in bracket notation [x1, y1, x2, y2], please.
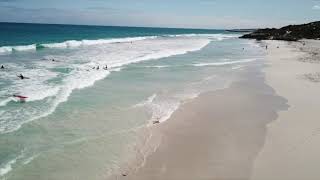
[0, 0, 319, 29]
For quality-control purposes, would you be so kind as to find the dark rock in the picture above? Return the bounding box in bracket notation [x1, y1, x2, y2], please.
[240, 21, 320, 41]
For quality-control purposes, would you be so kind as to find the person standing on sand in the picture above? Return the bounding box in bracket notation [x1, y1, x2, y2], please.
[266, 45, 268, 50]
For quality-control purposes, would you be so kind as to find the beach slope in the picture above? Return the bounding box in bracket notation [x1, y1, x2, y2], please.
[116, 61, 288, 180]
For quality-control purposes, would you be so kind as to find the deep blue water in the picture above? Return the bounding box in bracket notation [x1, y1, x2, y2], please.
[0, 22, 226, 46]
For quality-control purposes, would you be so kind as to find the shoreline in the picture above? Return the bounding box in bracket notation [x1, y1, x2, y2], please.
[107, 49, 289, 179]
[109, 39, 320, 180]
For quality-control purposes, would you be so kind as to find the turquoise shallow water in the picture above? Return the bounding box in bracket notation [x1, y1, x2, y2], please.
[0, 23, 265, 180]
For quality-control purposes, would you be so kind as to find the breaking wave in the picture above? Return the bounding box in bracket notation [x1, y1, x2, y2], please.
[0, 34, 238, 55]
[0, 34, 219, 134]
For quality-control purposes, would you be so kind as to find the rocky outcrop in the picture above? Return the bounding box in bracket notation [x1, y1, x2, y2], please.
[240, 21, 320, 41]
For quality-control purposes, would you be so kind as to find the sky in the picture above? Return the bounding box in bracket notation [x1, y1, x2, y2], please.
[0, 0, 319, 29]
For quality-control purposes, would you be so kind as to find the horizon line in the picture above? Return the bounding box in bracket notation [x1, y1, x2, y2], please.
[0, 21, 244, 31]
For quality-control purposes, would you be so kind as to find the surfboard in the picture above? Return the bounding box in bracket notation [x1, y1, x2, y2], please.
[13, 95, 28, 103]
[13, 95, 28, 99]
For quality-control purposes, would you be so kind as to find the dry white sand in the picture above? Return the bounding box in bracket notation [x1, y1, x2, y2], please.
[251, 40, 320, 180]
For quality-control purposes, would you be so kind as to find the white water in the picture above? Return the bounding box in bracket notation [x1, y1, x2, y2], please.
[0, 44, 37, 54]
[192, 58, 259, 67]
[0, 34, 238, 55]
[41, 36, 157, 49]
[0, 152, 24, 178]
[0, 34, 233, 134]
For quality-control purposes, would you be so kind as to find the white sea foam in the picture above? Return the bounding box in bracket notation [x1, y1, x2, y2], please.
[41, 36, 157, 49]
[0, 153, 24, 177]
[110, 67, 122, 72]
[13, 44, 37, 52]
[0, 159, 16, 177]
[0, 46, 12, 54]
[144, 65, 170, 69]
[134, 90, 204, 125]
[0, 35, 213, 134]
[0, 37, 157, 54]
[167, 33, 239, 41]
[193, 58, 258, 67]
[135, 94, 180, 124]
[134, 94, 157, 108]
[0, 34, 236, 55]
[1, 66, 60, 102]
[0, 45, 36, 54]
[232, 65, 246, 70]
[22, 154, 40, 165]
[0, 98, 14, 107]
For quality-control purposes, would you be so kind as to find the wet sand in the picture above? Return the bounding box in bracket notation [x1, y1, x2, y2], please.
[112, 60, 288, 180]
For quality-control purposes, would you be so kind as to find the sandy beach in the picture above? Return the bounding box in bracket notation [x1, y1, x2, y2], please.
[0, 3, 318, 179]
[108, 40, 320, 180]
[252, 40, 320, 180]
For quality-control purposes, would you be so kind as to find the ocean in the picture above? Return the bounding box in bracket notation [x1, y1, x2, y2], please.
[0, 22, 264, 180]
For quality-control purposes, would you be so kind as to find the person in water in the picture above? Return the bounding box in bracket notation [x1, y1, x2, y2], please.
[1, 65, 4, 69]
[13, 95, 27, 103]
[104, 65, 108, 70]
[17, 74, 29, 79]
[97, 66, 99, 70]
[18, 74, 24, 79]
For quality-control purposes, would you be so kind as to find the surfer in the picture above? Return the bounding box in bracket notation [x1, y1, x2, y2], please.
[13, 95, 28, 103]
[17, 74, 29, 80]
[18, 74, 25, 79]
[51, 58, 60, 62]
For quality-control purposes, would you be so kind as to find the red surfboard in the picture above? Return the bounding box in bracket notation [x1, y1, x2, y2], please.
[13, 95, 28, 99]
[13, 95, 28, 102]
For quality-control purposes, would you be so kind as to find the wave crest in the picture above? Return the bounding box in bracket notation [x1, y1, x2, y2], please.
[0, 34, 237, 55]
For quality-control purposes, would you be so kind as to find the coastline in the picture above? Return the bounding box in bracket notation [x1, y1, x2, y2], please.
[108, 50, 289, 179]
[0, 19, 319, 180]
[109, 39, 320, 180]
